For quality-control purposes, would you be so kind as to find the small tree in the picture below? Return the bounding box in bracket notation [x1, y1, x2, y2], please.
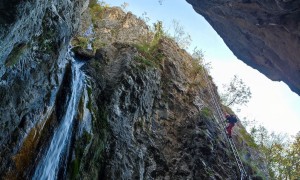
[192, 47, 211, 72]
[221, 75, 252, 107]
[170, 19, 192, 49]
[289, 132, 300, 178]
[120, 2, 129, 12]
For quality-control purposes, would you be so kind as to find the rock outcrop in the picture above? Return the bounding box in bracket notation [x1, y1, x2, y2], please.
[186, 0, 300, 95]
[0, 0, 87, 178]
[69, 6, 269, 179]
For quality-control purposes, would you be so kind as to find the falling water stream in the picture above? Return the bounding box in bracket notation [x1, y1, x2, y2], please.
[33, 60, 85, 180]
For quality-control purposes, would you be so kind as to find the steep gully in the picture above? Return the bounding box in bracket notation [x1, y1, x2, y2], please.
[33, 59, 86, 179]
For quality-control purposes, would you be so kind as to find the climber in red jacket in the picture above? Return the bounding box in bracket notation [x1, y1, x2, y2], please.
[225, 114, 238, 138]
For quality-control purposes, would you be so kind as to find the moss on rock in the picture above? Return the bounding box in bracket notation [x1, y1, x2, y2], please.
[5, 43, 27, 67]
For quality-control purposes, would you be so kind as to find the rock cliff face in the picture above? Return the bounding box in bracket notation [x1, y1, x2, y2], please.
[186, 0, 300, 95]
[0, 0, 87, 178]
[0, 1, 268, 179]
[69, 6, 269, 179]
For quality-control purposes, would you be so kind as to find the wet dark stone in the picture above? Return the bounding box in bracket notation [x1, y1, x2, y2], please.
[0, 0, 20, 25]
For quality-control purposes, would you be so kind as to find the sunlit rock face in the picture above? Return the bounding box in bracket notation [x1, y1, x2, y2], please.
[73, 7, 269, 179]
[186, 0, 300, 95]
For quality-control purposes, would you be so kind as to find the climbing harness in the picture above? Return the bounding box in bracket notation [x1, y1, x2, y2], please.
[202, 68, 248, 180]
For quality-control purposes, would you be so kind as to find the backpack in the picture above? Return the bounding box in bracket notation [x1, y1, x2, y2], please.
[228, 115, 238, 123]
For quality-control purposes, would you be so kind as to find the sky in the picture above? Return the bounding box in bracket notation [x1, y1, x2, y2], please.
[103, 0, 300, 137]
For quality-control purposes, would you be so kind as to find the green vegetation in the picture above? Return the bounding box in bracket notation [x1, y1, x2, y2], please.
[88, 0, 98, 7]
[135, 21, 165, 68]
[5, 43, 27, 67]
[190, 58, 205, 82]
[169, 19, 192, 49]
[95, 106, 108, 139]
[92, 39, 106, 52]
[89, 1, 109, 27]
[221, 75, 252, 107]
[71, 36, 89, 49]
[69, 130, 92, 179]
[181, 47, 209, 93]
[242, 158, 266, 180]
[35, 10, 59, 54]
[87, 105, 109, 177]
[245, 124, 300, 179]
[134, 55, 155, 68]
[239, 127, 258, 149]
[200, 107, 213, 119]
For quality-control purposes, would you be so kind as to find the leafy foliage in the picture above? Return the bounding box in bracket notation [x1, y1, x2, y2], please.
[200, 107, 213, 119]
[134, 56, 155, 68]
[92, 39, 106, 51]
[221, 75, 252, 107]
[89, 1, 109, 26]
[71, 36, 89, 49]
[239, 127, 258, 149]
[169, 20, 192, 49]
[192, 47, 212, 72]
[135, 21, 165, 67]
[120, 2, 129, 12]
[250, 126, 300, 179]
[190, 47, 205, 79]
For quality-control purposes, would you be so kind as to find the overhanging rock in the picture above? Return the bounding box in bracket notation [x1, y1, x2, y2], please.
[186, 0, 300, 95]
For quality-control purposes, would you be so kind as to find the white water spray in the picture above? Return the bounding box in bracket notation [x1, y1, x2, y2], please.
[33, 61, 85, 180]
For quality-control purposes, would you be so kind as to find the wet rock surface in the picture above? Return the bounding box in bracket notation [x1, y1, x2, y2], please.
[0, 0, 87, 178]
[186, 0, 300, 95]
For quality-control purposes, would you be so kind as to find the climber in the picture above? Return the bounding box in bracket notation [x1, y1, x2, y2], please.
[224, 113, 238, 138]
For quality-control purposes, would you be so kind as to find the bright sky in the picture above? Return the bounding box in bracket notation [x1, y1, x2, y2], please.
[103, 0, 300, 136]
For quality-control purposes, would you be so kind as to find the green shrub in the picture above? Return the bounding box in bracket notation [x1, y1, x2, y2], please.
[89, 2, 109, 26]
[69, 130, 92, 179]
[71, 36, 89, 49]
[201, 107, 212, 119]
[92, 39, 106, 51]
[134, 21, 166, 68]
[134, 55, 155, 68]
[89, 0, 98, 7]
[239, 127, 258, 149]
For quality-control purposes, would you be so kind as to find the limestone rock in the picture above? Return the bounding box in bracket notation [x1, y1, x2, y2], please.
[0, 0, 87, 178]
[186, 0, 300, 95]
[73, 6, 269, 179]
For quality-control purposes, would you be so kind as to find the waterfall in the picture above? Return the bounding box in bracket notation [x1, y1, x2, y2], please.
[33, 60, 85, 180]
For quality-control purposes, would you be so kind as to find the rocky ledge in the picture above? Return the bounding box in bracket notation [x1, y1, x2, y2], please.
[186, 0, 300, 95]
